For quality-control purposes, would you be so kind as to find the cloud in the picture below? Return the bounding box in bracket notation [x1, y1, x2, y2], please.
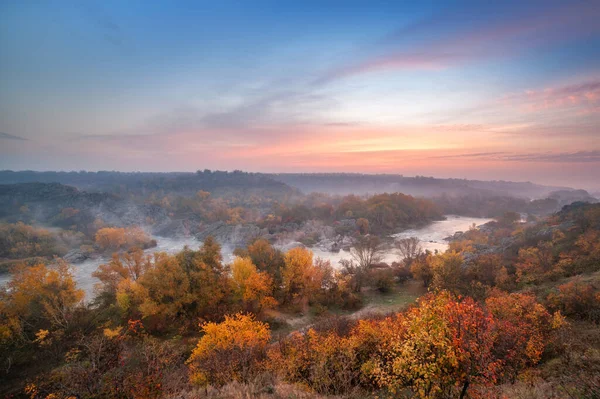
[501, 151, 600, 163]
[432, 152, 509, 160]
[431, 150, 600, 163]
[316, 53, 465, 83]
[503, 80, 600, 113]
[317, 2, 600, 83]
[198, 90, 332, 129]
[431, 124, 490, 132]
[0, 132, 27, 141]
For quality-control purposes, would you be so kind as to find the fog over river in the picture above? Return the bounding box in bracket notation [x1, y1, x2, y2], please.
[1, 215, 491, 299]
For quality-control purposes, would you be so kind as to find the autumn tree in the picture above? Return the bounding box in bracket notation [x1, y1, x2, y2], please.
[430, 251, 464, 292]
[269, 328, 362, 395]
[187, 313, 271, 388]
[99, 237, 233, 332]
[1, 261, 84, 375]
[0, 222, 62, 259]
[464, 253, 503, 287]
[366, 292, 498, 399]
[411, 253, 434, 287]
[546, 277, 600, 322]
[93, 248, 153, 299]
[246, 238, 285, 285]
[5, 260, 84, 332]
[515, 242, 554, 284]
[231, 257, 277, 315]
[95, 226, 155, 252]
[485, 289, 566, 381]
[282, 247, 323, 309]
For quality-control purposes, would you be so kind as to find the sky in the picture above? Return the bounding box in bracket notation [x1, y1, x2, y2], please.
[1, 0, 599, 190]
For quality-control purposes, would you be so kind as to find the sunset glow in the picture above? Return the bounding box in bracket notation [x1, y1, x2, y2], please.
[1, 0, 599, 189]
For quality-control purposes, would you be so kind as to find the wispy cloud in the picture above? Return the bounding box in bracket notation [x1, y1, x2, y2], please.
[432, 152, 509, 160]
[501, 151, 600, 163]
[0, 132, 27, 141]
[503, 80, 600, 113]
[317, 2, 600, 83]
[431, 150, 600, 163]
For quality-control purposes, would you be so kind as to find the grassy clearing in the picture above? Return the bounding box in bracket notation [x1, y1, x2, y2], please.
[270, 279, 427, 337]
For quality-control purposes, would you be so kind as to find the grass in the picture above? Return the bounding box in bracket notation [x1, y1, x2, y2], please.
[269, 279, 427, 337]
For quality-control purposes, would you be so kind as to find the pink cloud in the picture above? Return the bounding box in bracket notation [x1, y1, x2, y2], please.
[504, 80, 600, 113]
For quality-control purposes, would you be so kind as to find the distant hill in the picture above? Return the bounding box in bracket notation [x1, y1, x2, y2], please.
[547, 189, 598, 206]
[0, 170, 299, 200]
[269, 173, 573, 199]
[0, 182, 168, 234]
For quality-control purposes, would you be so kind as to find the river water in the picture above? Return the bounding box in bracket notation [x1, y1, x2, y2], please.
[1, 215, 491, 299]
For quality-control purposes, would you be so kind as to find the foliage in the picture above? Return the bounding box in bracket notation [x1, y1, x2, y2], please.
[187, 313, 271, 388]
[231, 257, 277, 314]
[270, 291, 563, 398]
[485, 289, 566, 381]
[546, 277, 600, 322]
[94, 237, 233, 332]
[281, 247, 323, 309]
[95, 226, 155, 252]
[0, 222, 67, 259]
[430, 251, 464, 292]
[1, 261, 84, 381]
[366, 292, 498, 398]
[411, 252, 434, 287]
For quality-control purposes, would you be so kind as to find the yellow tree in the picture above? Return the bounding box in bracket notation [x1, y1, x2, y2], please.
[430, 251, 464, 292]
[6, 260, 84, 332]
[231, 257, 277, 314]
[187, 313, 271, 388]
[411, 254, 434, 287]
[282, 247, 323, 308]
[1, 260, 84, 372]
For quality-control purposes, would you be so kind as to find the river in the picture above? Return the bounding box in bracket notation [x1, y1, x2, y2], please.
[1, 215, 491, 299]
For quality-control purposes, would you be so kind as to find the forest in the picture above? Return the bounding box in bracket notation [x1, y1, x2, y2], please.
[0, 171, 599, 398]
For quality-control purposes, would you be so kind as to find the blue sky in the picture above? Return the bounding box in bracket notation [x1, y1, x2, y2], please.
[1, 0, 599, 189]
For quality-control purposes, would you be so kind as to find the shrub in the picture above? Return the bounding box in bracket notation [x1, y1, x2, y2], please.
[187, 313, 271, 388]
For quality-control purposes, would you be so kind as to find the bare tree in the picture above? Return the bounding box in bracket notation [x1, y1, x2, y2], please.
[396, 237, 422, 265]
[346, 235, 383, 292]
[351, 235, 383, 269]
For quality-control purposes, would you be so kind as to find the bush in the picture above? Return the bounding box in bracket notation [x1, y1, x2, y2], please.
[187, 313, 271, 388]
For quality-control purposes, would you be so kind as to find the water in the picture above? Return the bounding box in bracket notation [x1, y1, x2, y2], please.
[1, 215, 492, 299]
[310, 215, 492, 267]
[72, 235, 204, 296]
[391, 215, 492, 253]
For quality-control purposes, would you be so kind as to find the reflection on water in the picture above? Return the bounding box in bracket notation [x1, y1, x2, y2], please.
[1, 215, 491, 300]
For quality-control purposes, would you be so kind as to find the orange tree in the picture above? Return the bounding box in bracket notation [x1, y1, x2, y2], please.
[366, 292, 498, 399]
[231, 256, 277, 315]
[187, 313, 271, 388]
[485, 289, 566, 381]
